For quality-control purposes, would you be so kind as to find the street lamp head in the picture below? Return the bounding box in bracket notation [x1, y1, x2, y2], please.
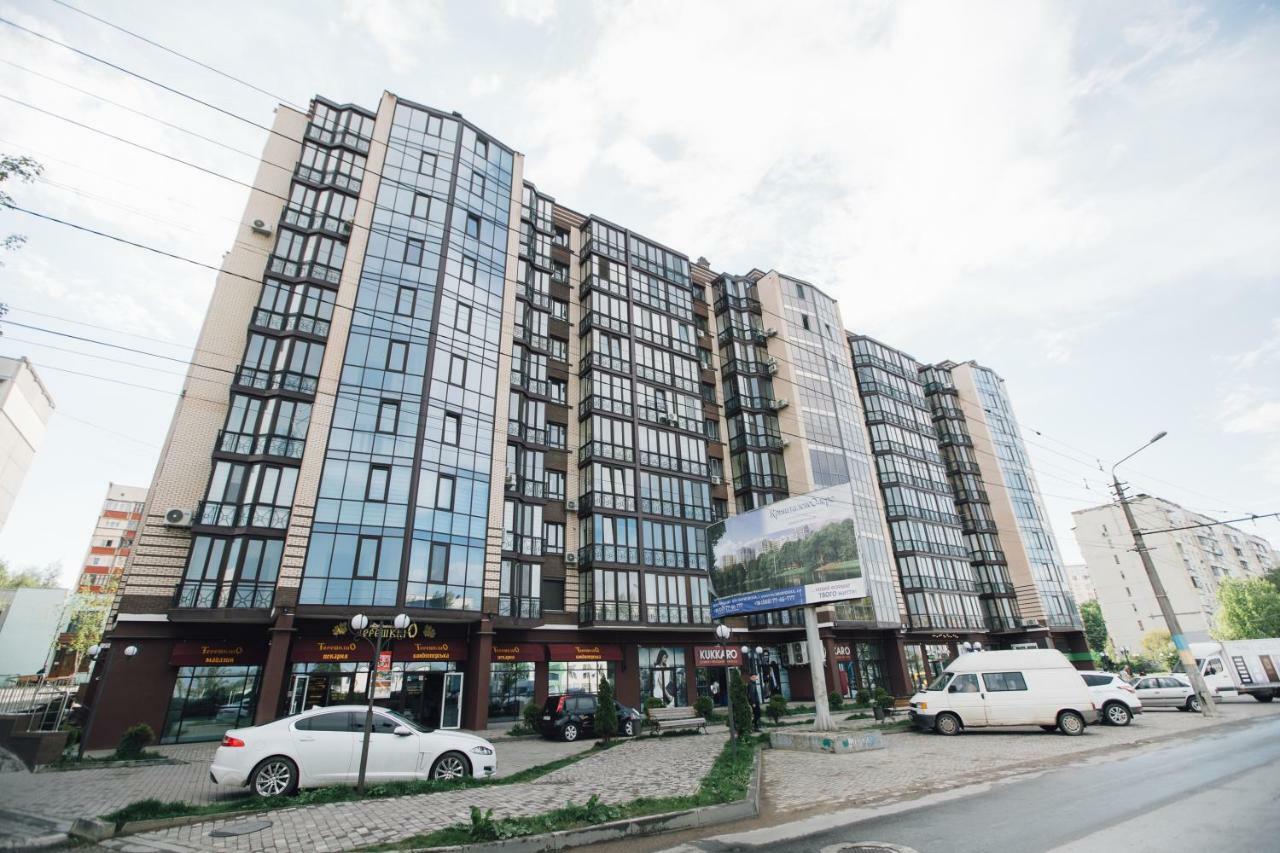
[87, 644, 102, 659]
[124, 645, 139, 657]
[392, 613, 411, 631]
[1150, 431, 1167, 444]
[740, 644, 750, 655]
[754, 646, 763, 656]
[350, 613, 370, 632]
[714, 624, 731, 642]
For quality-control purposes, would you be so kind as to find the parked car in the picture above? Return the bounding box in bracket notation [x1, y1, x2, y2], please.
[210, 705, 497, 797]
[1081, 672, 1142, 725]
[908, 648, 1099, 736]
[1191, 639, 1280, 702]
[539, 694, 643, 741]
[1132, 674, 1202, 712]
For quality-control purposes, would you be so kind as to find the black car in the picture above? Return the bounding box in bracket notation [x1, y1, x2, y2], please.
[540, 694, 643, 741]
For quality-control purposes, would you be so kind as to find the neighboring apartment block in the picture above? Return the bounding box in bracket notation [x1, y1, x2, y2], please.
[1064, 563, 1097, 607]
[84, 93, 1087, 748]
[0, 356, 55, 531]
[74, 483, 149, 595]
[1072, 495, 1279, 652]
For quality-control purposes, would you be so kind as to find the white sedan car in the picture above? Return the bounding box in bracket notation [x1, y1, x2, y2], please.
[210, 705, 497, 797]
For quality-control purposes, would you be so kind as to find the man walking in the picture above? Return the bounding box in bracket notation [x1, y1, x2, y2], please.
[748, 674, 764, 731]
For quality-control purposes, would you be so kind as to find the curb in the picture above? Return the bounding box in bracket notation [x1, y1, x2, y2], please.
[401, 748, 763, 853]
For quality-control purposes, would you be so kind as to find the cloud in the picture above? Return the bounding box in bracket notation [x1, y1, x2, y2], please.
[1217, 386, 1280, 435]
[468, 72, 504, 97]
[1226, 318, 1280, 370]
[501, 0, 556, 26]
[341, 0, 448, 74]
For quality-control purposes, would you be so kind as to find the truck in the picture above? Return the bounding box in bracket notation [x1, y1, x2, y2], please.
[1191, 639, 1280, 702]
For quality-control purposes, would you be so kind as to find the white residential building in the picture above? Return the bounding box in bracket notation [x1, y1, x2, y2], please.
[1064, 563, 1097, 606]
[1071, 494, 1279, 653]
[0, 357, 55, 530]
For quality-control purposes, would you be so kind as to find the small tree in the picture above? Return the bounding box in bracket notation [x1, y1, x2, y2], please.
[1079, 600, 1109, 654]
[115, 723, 154, 760]
[729, 669, 752, 739]
[828, 691, 845, 711]
[521, 700, 541, 732]
[693, 695, 714, 721]
[766, 693, 788, 724]
[1214, 577, 1280, 640]
[594, 678, 618, 742]
[1140, 629, 1180, 672]
[853, 688, 871, 707]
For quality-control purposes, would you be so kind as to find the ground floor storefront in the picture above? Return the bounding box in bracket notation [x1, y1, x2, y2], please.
[83, 613, 1091, 749]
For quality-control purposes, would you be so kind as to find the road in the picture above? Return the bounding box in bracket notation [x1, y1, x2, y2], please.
[663, 714, 1280, 853]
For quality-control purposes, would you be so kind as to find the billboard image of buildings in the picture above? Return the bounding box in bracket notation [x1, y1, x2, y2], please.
[708, 484, 866, 618]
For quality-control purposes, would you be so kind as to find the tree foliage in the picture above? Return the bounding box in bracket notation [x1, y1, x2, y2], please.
[61, 593, 112, 668]
[1140, 629, 1180, 671]
[728, 669, 752, 739]
[594, 678, 618, 742]
[1214, 577, 1280, 640]
[715, 518, 861, 597]
[1079, 600, 1109, 653]
[0, 558, 62, 589]
[1, 154, 43, 259]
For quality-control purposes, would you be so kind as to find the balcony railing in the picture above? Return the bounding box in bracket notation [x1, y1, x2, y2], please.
[907, 612, 988, 631]
[893, 539, 971, 559]
[235, 366, 319, 395]
[578, 544, 639, 566]
[252, 307, 331, 338]
[577, 492, 636, 513]
[970, 548, 1008, 564]
[216, 430, 306, 460]
[952, 488, 990, 505]
[884, 504, 962, 526]
[729, 432, 784, 453]
[978, 580, 1016, 596]
[962, 518, 1000, 534]
[579, 602, 642, 623]
[578, 441, 633, 464]
[871, 438, 942, 465]
[733, 472, 789, 493]
[643, 605, 713, 625]
[724, 393, 773, 415]
[713, 294, 761, 315]
[497, 596, 542, 619]
[281, 206, 354, 239]
[899, 574, 978, 594]
[293, 162, 363, 194]
[501, 533, 544, 556]
[304, 121, 371, 153]
[579, 351, 630, 375]
[197, 501, 291, 530]
[507, 421, 549, 446]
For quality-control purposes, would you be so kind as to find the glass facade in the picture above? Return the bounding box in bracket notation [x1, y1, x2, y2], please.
[547, 661, 615, 696]
[162, 665, 261, 744]
[639, 646, 688, 708]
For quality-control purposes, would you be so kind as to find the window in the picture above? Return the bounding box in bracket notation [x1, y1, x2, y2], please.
[454, 303, 472, 332]
[419, 152, 438, 175]
[544, 522, 564, 554]
[396, 287, 416, 316]
[386, 341, 408, 372]
[471, 172, 486, 196]
[435, 475, 455, 510]
[801, 314, 811, 331]
[460, 255, 477, 283]
[982, 672, 1028, 692]
[299, 711, 353, 732]
[366, 465, 390, 502]
[412, 193, 432, 218]
[551, 299, 568, 321]
[428, 543, 450, 583]
[545, 470, 564, 500]
[547, 423, 566, 449]
[448, 355, 467, 385]
[466, 214, 481, 239]
[442, 412, 461, 446]
[475, 137, 489, 159]
[377, 400, 400, 433]
[405, 238, 424, 265]
[1082, 674, 1111, 687]
[355, 536, 380, 578]
[541, 577, 565, 611]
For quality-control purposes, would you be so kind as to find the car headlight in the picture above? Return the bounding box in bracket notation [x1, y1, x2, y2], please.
[471, 745, 494, 755]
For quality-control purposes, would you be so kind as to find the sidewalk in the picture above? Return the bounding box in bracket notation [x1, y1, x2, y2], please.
[101, 734, 724, 852]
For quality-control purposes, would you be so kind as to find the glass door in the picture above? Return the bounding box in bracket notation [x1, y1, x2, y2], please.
[289, 674, 310, 715]
[440, 672, 464, 729]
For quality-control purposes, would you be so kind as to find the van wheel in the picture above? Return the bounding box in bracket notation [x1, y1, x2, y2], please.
[1104, 702, 1132, 726]
[1186, 695, 1202, 713]
[1057, 710, 1085, 736]
[562, 722, 579, 742]
[934, 713, 961, 736]
[1253, 692, 1274, 703]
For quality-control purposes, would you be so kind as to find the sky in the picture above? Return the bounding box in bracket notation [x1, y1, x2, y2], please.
[0, 0, 1278, 589]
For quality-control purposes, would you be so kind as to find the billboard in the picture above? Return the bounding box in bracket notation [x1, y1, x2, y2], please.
[708, 484, 865, 618]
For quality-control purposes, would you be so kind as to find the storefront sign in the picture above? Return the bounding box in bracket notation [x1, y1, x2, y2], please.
[548, 644, 622, 662]
[330, 620, 433, 641]
[291, 639, 363, 663]
[693, 645, 742, 667]
[834, 644, 853, 662]
[493, 644, 544, 663]
[170, 641, 266, 667]
[394, 639, 469, 662]
[377, 651, 393, 672]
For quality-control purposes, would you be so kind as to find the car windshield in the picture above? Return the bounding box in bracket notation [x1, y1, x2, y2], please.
[375, 707, 428, 733]
[926, 672, 954, 691]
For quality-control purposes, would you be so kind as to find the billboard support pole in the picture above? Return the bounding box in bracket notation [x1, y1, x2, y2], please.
[804, 606, 835, 731]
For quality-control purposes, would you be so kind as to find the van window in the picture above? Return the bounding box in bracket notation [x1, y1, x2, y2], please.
[1082, 674, 1111, 687]
[982, 672, 1028, 692]
[926, 672, 954, 691]
[951, 674, 980, 693]
[1203, 659, 1223, 676]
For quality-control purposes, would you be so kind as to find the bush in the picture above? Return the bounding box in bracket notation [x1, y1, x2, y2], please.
[521, 700, 541, 732]
[766, 693, 788, 724]
[728, 669, 753, 738]
[872, 688, 894, 710]
[595, 679, 618, 742]
[693, 695, 714, 721]
[853, 688, 871, 707]
[115, 724, 154, 760]
[828, 691, 845, 711]
[643, 696, 666, 718]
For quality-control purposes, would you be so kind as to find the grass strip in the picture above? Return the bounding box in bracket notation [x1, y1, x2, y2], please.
[100, 740, 620, 828]
[372, 735, 760, 850]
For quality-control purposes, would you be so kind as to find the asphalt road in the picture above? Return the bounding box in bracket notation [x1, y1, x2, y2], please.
[675, 714, 1280, 853]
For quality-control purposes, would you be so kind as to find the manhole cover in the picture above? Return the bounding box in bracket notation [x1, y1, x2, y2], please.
[209, 819, 273, 837]
[821, 845, 918, 853]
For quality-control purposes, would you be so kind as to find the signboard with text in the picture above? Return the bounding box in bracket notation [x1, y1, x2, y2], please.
[493, 644, 545, 663]
[708, 484, 866, 618]
[170, 641, 266, 667]
[547, 644, 622, 662]
[693, 645, 743, 667]
[394, 640, 468, 662]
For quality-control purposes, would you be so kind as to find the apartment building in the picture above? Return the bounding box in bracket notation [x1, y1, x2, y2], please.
[73, 483, 149, 595]
[85, 93, 1086, 748]
[1064, 563, 1097, 607]
[0, 356, 55, 531]
[1072, 494, 1279, 652]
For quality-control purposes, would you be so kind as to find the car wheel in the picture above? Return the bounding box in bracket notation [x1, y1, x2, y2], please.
[622, 719, 635, 737]
[934, 713, 961, 736]
[1253, 692, 1274, 703]
[430, 751, 470, 781]
[1058, 710, 1085, 736]
[1039, 725, 1058, 732]
[1104, 702, 1132, 726]
[562, 722, 579, 742]
[1187, 695, 1202, 713]
[250, 756, 297, 798]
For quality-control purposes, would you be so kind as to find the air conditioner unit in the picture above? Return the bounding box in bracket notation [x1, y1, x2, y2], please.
[250, 218, 274, 237]
[164, 508, 194, 528]
[341, 219, 354, 234]
[504, 473, 518, 489]
[1020, 618, 1042, 628]
[564, 553, 578, 565]
[766, 359, 779, 375]
[710, 475, 722, 486]
[769, 398, 789, 411]
[698, 329, 710, 338]
[787, 641, 810, 666]
[764, 328, 778, 338]
[565, 499, 579, 511]
[780, 439, 790, 449]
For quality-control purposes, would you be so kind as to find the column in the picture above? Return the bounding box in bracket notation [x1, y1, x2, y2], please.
[255, 610, 296, 725]
[463, 616, 494, 731]
[885, 634, 913, 698]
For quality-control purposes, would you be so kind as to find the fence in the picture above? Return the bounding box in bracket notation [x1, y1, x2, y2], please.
[0, 677, 77, 732]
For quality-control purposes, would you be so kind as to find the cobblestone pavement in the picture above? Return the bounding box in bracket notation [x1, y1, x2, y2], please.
[101, 734, 722, 852]
[0, 734, 590, 825]
[762, 698, 1280, 814]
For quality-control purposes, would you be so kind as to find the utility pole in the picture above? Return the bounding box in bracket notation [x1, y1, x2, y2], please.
[1111, 432, 1215, 717]
[804, 606, 835, 731]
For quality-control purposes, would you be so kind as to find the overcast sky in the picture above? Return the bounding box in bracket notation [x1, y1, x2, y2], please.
[1, 0, 1277, 588]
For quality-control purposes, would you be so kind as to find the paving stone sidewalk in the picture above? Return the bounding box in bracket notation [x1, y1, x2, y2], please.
[101, 735, 722, 852]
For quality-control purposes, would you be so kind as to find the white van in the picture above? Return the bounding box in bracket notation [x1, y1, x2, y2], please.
[908, 649, 1099, 736]
[1192, 639, 1280, 702]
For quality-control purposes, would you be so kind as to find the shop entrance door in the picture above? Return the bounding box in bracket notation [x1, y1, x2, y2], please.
[398, 671, 464, 730]
[441, 672, 464, 729]
[289, 675, 310, 715]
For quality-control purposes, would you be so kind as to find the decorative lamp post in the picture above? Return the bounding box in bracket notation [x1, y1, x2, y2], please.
[353, 612, 411, 793]
[714, 623, 734, 740]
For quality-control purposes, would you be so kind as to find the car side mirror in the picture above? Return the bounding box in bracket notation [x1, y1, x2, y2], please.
[393, 725, 413, 737]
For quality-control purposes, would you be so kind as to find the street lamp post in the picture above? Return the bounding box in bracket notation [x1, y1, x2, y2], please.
[714, 624, 734, 740]
[1112, 432, 1215, 716]
[352, 612, 411, 793]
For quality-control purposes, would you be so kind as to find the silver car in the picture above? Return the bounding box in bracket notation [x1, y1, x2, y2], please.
[1132, 674, 1202, 712]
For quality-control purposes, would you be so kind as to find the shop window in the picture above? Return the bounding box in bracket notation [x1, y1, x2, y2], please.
[639, 646, 687, 708]
[488, 662, 535, 721]
[547, 661, 614, 696]
[162, 665, 261, 744]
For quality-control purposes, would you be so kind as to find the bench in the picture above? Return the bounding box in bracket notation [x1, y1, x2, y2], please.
[647, 706, 707, 735]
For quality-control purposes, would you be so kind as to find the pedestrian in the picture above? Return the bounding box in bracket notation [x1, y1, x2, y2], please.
[1121, 664, 1133, 682]
[709, 680, 721, 706]
[748, 674, 763, 731]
